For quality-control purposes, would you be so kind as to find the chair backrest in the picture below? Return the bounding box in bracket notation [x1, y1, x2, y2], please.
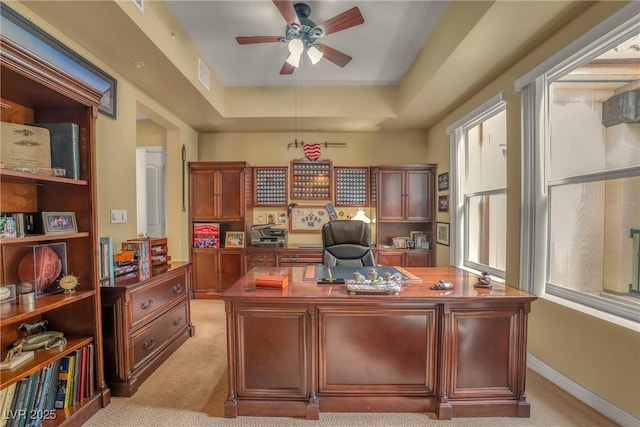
[321, 220, 375, 267]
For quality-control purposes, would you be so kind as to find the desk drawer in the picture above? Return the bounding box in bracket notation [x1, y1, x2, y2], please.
[278, 249, 322, 266]
[131, 269, 187, 327]
[132, 302, 188, 370]
[246, 252, 277, 271]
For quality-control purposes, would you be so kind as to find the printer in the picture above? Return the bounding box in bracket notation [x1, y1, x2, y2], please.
[251, 224, 288, 247]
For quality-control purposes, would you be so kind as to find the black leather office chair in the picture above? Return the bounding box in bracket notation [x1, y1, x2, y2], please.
[321, 220, 375, 267]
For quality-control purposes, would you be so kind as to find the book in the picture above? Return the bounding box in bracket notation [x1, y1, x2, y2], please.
[54, 355, 72, 409]
[64, 353, 76, 409]
[72, 349, 81, 405]
[12, 372, 38, 427]
[86, 343, 95, 399]
[78, 346, 87, 403]
[0, 382, 17, 427]
[33, 123, 80, 179]
[43, 359, 61, 411]
[25, 366, 50, 427]
[255, 275, 289, 289]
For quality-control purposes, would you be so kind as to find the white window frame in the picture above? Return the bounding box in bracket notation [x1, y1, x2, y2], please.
[447, 92, 507, 279]
[518, 4, 640, 324]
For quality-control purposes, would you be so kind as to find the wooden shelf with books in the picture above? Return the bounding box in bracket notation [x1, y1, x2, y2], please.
[0, 16, 110, 426]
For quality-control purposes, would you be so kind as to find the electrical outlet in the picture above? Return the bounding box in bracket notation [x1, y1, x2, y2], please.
[110, 209, 128, 224]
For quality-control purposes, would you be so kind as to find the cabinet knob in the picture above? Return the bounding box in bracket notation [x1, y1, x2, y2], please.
[173, 283, 182, 293]
[173, 317, 183, 326]
[140, 299, 154, 310]
[143, 337, 156, 350]
[257, 255, 265, 262]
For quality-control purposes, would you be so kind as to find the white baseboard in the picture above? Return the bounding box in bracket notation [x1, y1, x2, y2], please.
[527, 354, 639, 427]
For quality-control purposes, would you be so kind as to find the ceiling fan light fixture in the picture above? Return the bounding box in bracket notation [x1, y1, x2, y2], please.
[286, 52, 301, 68]
[288, 38, 304, 55]
[307, 45, 323, 64]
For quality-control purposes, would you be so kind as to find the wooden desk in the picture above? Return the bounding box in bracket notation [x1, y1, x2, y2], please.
[221, 266, 536, 420]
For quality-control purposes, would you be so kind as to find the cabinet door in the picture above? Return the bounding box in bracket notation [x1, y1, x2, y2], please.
[218, 169, 245, 221]
[377, 170, 405, 221]
[193, 250, 219, 295]
[405, 251, 432, 267]
[219, 251, 245, 292]
[405, 170, 433, 221]
[191, 170, 216, 220]
[376, 250, 404, 266]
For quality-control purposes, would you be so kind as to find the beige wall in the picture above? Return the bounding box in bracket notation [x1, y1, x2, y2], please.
[426, 1, 639, 418]
[9, 1, 199, 264]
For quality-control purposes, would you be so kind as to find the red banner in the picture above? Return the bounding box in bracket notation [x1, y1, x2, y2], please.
[303, 143, 321, 161]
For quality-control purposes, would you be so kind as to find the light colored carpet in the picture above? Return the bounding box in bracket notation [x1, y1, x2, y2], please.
[84, 300, 619, 427]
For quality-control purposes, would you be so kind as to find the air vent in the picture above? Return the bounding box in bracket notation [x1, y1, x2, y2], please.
[198, 58, 210, 91]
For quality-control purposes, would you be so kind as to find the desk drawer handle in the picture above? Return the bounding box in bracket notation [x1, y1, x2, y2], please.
[143, 338, 156, 350]
[289, 255, 298, 261]
[257, 255, 265, 262]
[173, 283, 182, 293]
[140, 299, 154, 310]
[173, 317, 183, 326]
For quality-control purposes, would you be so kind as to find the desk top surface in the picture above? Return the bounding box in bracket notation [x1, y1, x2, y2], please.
[221, 266, 536, 303]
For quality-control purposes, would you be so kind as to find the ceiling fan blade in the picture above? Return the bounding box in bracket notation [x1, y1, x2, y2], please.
[273, 0, 301, 27]
[317, 43, 352, 68]
[313, 7, 364, 37]
[236, 36, 282, 45]
[280, 61, 296, 75]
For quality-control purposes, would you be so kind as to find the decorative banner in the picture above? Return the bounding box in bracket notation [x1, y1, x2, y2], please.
[303, 143, 321, 161]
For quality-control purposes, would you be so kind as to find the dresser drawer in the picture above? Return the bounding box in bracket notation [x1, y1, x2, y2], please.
[130, 269, 187, 327]
[131, 302, 189, 370]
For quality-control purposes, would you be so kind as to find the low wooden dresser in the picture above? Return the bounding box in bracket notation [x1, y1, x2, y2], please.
[101, 262, 194, 396]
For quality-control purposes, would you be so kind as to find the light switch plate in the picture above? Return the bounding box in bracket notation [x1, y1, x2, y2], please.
[111, 209, 128, 224]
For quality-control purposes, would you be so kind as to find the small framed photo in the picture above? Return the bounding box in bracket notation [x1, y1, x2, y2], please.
[392, 236, 409, 249]
[225, 231, 245, 248]
[410, 231, 430, 249]
[438, 172, 449, 191]
[438, 195, 449, 212]
[267, 213, 276, 225]
[42, 212, 77, 234]
[278, 212, 286, 224]
[436, 222, 450, 246]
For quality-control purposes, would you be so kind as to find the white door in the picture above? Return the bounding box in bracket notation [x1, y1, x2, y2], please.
[145, 147, 166, 238]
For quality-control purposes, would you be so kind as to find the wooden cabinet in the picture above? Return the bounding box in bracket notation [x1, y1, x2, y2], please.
[192, 249, 244, 298]
[376, 166, 433, 221]
[0, 37, 109, 424]
[373, 165, 436, 266]
[375, 249, 432, 267]
[189, 162, 250, 222]
[189, 162, 253, 297]
[101, 263, 193, 396]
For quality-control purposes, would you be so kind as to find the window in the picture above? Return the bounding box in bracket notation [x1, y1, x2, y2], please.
[519, 6, 639, 322]
[448, 93, 507, 278]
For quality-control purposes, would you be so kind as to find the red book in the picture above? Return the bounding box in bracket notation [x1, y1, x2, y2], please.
[255, 275, 288, 289]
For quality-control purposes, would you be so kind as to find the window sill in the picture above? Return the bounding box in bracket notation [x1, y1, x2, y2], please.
[539, 293, 640, 332]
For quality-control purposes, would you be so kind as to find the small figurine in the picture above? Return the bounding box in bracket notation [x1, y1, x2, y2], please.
[3, 338, 25, 362]
[474, 272, 492, 288]
[18, 319, 48, 336]
[431, 279, 454, 290]
[368, 268, 378, 282]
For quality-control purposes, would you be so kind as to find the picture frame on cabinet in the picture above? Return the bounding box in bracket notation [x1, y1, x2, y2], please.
[436, 222, 450, 246]
[42, 212, 77, 234]
[410, 231, 430, 250]
[438, 172, 449, 191]
[392, 237, 409, 249]
[225, 231, 245, 248]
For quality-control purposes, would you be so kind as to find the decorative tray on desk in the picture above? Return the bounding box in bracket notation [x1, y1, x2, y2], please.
[345, 280, 401, 295]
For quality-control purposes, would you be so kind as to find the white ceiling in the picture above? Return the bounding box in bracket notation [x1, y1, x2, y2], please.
[165, 0, 449, 87]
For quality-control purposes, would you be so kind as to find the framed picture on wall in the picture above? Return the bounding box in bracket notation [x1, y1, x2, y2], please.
[438, 195, 449, 212]
[225, 231, 245, 248]
[438, 172, 449, 191]
[436, 222, 450, 246]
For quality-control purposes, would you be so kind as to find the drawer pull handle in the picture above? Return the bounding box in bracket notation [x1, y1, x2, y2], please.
[143, 338, 156, 350]
[173, 317, 183, 326]
[173, 283, 182, 293]
[257, 255, 265, 262]
[289, 255, 298, 261]
[140, 299, 154, 310]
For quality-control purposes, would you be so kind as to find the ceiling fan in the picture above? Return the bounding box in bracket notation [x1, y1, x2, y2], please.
[236, 1, 365, 75]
